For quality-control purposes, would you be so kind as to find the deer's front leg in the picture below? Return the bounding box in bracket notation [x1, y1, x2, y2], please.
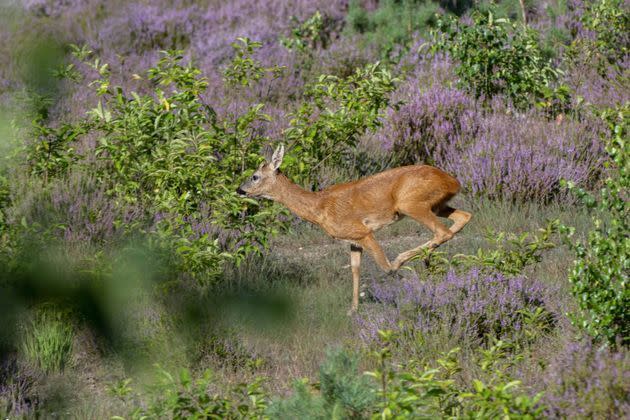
[348, 244, 363, 315]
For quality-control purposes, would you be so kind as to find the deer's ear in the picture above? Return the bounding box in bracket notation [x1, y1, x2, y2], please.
[270, 144, 284, 171]
[262, 144, 274, 162]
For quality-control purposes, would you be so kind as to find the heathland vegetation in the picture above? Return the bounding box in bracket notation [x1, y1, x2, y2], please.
[0, 0, 628, 417]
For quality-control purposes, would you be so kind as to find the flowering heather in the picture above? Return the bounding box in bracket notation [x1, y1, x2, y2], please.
[375, 79, 606, 201]
[20, 0, 84, 18]
[98, 2, 204, 54]
[356, 269, 556, 345]
[566, 59, 630, 109]
[376, 83, 477, 163]
[542, 339, 630, 418]
[0, 359, 39, 416]
[435, 110, 606, 202]
[12, 173, 140, 245]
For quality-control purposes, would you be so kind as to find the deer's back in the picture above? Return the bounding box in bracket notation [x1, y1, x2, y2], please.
[317, 165, 460, 238]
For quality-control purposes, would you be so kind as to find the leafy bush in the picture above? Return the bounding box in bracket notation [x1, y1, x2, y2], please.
[284, 63, 397, 187]
[567, 0, 629, 74]
[26, 120, 86, 183]
[32, 46, 287, 282]
[281, 11, 339, 53]
[20, 309, 73, 374]
[404, 220, 559, 277]
[367, 331, 547, 418]
[268, 348, 375, 418]
[561, 105, 629, 346]
[128, 367, 269, 419]
[317, 348, 376, 416]
[449, 220, 559, 276]
[432, 11, 569, 111]
[345, 0, 440, 60]
[223, 37, 285, 88]
[267, 380, 328, 419]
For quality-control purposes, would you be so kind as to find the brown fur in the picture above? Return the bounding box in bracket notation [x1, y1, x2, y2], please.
[238, 146, 472, 313]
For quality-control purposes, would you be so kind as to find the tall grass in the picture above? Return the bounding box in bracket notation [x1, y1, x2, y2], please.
[21, 309, 74, 374]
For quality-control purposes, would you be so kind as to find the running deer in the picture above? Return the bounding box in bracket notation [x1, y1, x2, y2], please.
[237, 145, 472, 314]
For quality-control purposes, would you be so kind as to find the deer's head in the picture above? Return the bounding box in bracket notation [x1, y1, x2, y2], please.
[237, 145, 284, 199]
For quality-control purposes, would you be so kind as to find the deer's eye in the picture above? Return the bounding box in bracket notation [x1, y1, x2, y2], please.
[252, 174, 260, 181]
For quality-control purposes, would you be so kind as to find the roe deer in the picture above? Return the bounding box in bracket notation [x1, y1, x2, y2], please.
[237, 145, 472, 314]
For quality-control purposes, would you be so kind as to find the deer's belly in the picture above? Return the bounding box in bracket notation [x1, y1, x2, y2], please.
[320, 208, 402, 240]
[362, 212, 402, 231]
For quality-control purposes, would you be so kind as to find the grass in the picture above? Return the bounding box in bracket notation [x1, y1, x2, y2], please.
[21, 309, 74, 375]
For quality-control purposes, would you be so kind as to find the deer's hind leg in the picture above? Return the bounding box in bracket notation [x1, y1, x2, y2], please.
[357, 233, 394, 273]
[392, 207, 454, 270]
[437, 205, 472, 235]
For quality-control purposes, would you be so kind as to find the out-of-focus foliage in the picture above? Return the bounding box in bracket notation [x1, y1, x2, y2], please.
[346, 0, 441, 60]
[561, 104, 629, 347]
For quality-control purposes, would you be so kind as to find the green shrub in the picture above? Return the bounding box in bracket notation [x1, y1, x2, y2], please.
[451, 220, 558, 276]
[367, 331, 546, 418]
[346, 0, 440, 60]
[267, 380, 329, 420]
[416, 220, 559, 277]
[460, 339, 546, 419]
[268, 348, 375, 418]
[366, 330, 459, 418]
[318, 348, 376, 416]
[21, 309, 74, 374]
[284, 63, 397, 188]
[128, 367, 269, 419]
[43, 45, 286, 282]
[26, 120, 86, 183]
[281, 11, 337, 53]
[224, 37, 284, 87]
[561, 105, 629, 346]
[431, 11, 570, 112]
[567, 0, 629, 74]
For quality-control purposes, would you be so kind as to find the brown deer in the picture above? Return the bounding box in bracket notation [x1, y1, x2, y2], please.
[237, 145, 472, 314]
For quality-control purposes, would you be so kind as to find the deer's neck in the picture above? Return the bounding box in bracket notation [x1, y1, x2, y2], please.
[271, 175, 323, 224]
